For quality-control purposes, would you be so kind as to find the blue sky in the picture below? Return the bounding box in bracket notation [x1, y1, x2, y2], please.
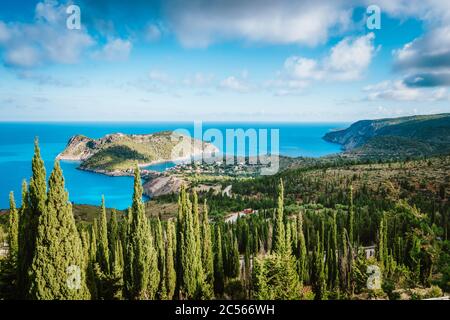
[0, 0, 449, 122]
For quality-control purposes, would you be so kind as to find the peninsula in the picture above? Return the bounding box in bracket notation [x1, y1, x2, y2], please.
[57, 131, 219, 176]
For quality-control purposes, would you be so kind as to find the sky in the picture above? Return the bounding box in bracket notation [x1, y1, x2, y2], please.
[0, 0, 449, 122]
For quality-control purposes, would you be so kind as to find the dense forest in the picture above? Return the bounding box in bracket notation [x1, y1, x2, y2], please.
[0, 140, 449, 300]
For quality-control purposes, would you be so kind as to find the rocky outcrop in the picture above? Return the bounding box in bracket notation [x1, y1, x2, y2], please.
[143, 175, 185, 197]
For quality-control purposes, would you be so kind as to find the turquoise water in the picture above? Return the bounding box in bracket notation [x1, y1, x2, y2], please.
[0, 122, 345, 209]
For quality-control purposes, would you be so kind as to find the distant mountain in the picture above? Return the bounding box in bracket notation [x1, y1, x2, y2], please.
[323, 113, 450, 158]
[57, 131, 218, 174]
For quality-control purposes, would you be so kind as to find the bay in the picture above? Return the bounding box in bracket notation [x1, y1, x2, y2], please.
[0, 122, 346, 209]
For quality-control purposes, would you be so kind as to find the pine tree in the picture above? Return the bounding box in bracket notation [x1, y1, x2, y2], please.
[18, 139, 46, 297]
[8, 192, 19, 259]
[273, 179, 286, 254]
[28, 160, 89, 299]
[123, 166, 159, 300]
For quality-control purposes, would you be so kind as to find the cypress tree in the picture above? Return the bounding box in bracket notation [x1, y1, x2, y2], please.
[181, 191, 203, 298]
[108, 209, 119, 270]
[97, 196, 110, 274]
[154, 218, 166, 298]
[377, 214, 385, 267]
[330, 212, 339, 292]
[124, 166, 159, 300]
[213, 225, 225, 295]
[229, 233, 240, 279]
[348, 185, 354, 244]
[82, 229, 97, 299]
[175, 186, 185, 297]
[28, 160, 89, 299]
[201, 200, 214, 290]
[297, 212, 307, 284]
[164, 220, 176, 299]
[311, 231, 326, 300]
[273, 179, 286, 254]
[8, 192, 19, 259]
[0, 192, 20, 299]
[252, 253, 300, 300]
[18, 139, 46, 297]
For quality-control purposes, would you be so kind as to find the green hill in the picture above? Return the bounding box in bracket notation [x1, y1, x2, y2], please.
[323, 113, 450, 158]
[57, 131, 218, 173]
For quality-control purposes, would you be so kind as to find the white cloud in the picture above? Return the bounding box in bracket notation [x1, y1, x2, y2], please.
[364, 80, 449, 101]
[393, 26, 450, 72]
[165, 0, 353, 48]
[364, 0, 450, 24]
[325, 32, 377, 80]
[267, 33, 376, 95]
[283, 57, 323, 80]
[219, 75, 250, 93]
[0, 1, 94, 68]
[92, 38, 132, 61]
[5, 46, 40, 68]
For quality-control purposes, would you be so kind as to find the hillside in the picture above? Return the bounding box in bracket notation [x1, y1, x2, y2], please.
[57, 131, 218, 174]
[323, 113, 450, 158]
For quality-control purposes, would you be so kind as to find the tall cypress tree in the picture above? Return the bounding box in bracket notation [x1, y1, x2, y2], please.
[273, 179, 286, 254]
[214, 225, 225, 296]
[228, 232, 240, 279]
[348, 185, 354, 244]
[297, 212, 307, 284]
[181, 191, 203, 298]
[311, 231, 326, 300]
[201, 200, 214, 289]
[18, 139, 46, 297]
[154, 218, 166, 298]
[28, 160, 89, 299]
[8, 192, 19, 259]
[0, 192, 20, 299]
[108, 209, 119, 270]
[97, 196, 110, 275]
[123, 166, 159, 300]
[377, 214, 385, 268]
[81, 229, 97, 299]
[164, 220, 176, 299]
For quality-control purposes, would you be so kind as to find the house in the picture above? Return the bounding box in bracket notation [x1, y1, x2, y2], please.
[224, 208, 257, 223]
[0, 241, 9, 258]
[362, 245, 376, 260]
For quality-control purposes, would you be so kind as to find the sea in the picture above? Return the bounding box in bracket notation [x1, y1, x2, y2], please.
[0, 122, 346, 210]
